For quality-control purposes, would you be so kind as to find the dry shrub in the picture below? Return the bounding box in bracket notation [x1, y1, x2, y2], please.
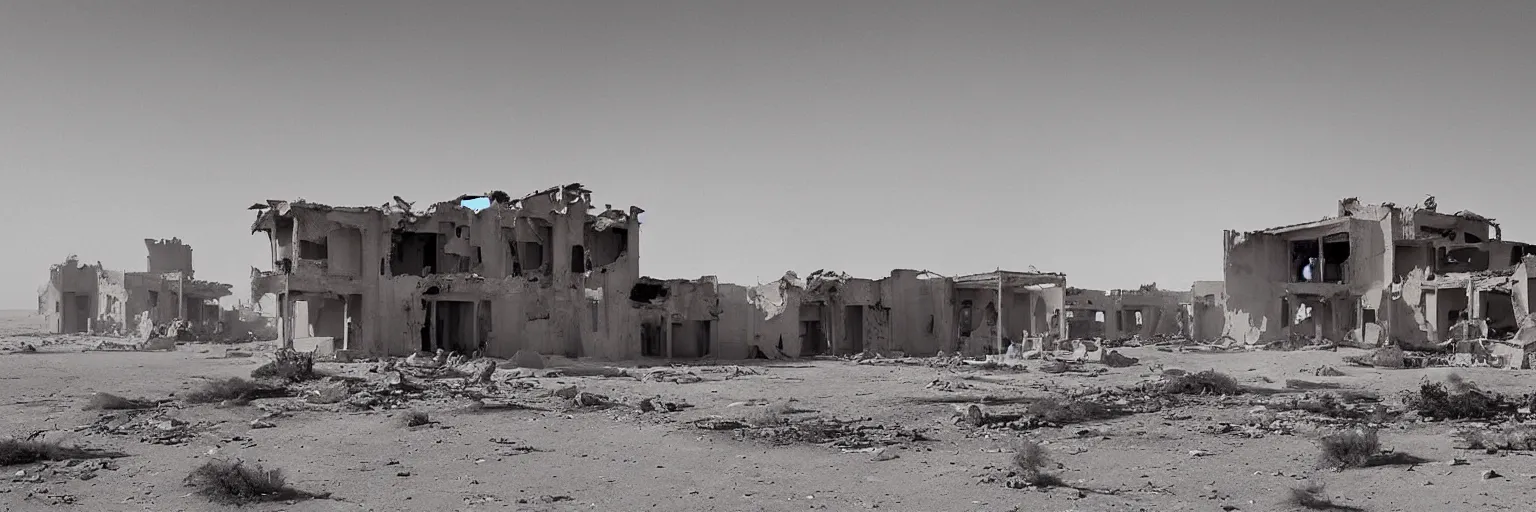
[0, 439, 123, 467]
[1027, 397, 1113, 424]
[1011, 439, 1062, 487]
[186, 459, 307, 505]
[1162, 370, 1243, 396]
[1317, 428, 1379, 469]
[1402, 375, 1501, 420]
[185, 378, 283, 404]
[398, 410, 431, 427]
[1286, 481, 1363, 511]
[250, 349, 317, 383]
[83, 392, 154, 411]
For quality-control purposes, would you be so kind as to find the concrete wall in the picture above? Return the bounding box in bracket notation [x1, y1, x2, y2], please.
[1191, 281, 1225, 341]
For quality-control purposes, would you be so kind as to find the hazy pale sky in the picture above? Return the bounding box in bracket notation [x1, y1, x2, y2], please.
[2, 0, 1534, 310]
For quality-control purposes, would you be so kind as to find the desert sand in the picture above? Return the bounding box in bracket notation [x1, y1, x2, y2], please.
[3, 309, 1534, 511]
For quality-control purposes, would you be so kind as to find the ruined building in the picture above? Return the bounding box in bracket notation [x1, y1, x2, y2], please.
[1060, 282, 1228, 342]
[249, 185, 1070, 359]
[38, 238, 234, 335]
[250, 185, 644, 359]
[1222, 197, 1536, 347]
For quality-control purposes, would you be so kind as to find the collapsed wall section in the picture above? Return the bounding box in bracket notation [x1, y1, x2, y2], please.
[1222, 230, 1287, 344]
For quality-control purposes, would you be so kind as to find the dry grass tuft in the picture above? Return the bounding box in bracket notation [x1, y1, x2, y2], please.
[1011, 439, 1062, 487]
[184, 378, 285, 404]
[1162, 370, 1243, 396]
[1285, 481, 1365, 511]
[1026, 397, 1114, 425]
[1317, 428, 1379, 469]
[186, 459, 309, 505]
[83, 392, 155, 411]
[0, 439, 125, 467]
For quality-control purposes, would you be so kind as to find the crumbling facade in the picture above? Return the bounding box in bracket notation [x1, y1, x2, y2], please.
[250, 184, 1074, 360]
[1223, 197, 1536, 347]
[625, 269, 1068, 360]
[1064, 284, 1202, 341]
[249, 188, 1070, 361]
[38, 239, 233, 335]
[250, 185, 645, 359]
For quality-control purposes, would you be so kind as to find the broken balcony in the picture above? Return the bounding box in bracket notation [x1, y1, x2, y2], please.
[251, 259, 366, 297]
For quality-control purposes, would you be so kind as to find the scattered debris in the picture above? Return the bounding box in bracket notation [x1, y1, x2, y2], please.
[250, 349, 318, 382]
[83, 392, 156, 411]
[1455, 425, 1536, 451]
[1313, 366, 1346, 377]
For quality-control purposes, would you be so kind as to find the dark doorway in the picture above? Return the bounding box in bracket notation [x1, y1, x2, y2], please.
[419, 300, 432, 352]
[843, 306, 864, 354]
[800, 320, 824, 356]
[477, 300, 492, 352]
[432, 301, 475, 354]
[570, 245, 587, 273]
[640, 321, 665, 357]
[669, 320, 712, 358]
[61, 293, 90, 333]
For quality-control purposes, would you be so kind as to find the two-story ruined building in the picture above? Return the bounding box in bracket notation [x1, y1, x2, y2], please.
[250, 184, 644, 359]
[1223, 197, 1536, 347]
[249, 185, 1071, 360]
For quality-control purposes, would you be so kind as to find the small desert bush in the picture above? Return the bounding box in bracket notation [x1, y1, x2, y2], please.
[0, 439, 121, 467]
[184, 378, 282, 404]
[1027, 397, 1113, 424]
[1011, 439, 1062, 487]
[1285, 481, 1361, 510]
[398, 410, 431, 427]
[1402, 375, 1501, 420]
[83, 392, 154, 411]
[250, 349, 317, 383]
[186, 459, 305, 505]
[1162, 370, 1243, 396]
[1317, 428, 1379, 469]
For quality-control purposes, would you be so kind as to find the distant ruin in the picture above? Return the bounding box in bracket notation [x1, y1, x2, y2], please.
[38, 238, 236, 336]
[248, 185, 1072, 360]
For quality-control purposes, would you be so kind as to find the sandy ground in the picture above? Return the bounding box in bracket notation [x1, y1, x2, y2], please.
[3, 308, 1535, 512]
